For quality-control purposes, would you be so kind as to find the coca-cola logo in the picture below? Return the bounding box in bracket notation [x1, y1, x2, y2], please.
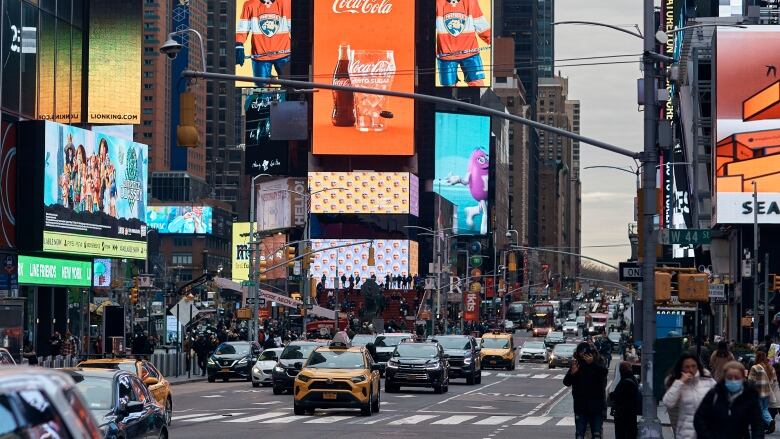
[333, 77, 351, 86]
[332, 0, 393, 14]
[349, 59, 395, 76]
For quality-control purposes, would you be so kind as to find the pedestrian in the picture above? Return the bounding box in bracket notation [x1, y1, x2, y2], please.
[563, 342, 608, 439]
[662, 353, 716, 439]
[749, 350, 776, 432]
[610, 361, 640, 439]
[49, 331, 62, 357]
[694, 361, 765, 439]
[709, 341, 735, 382]
[60, 331, 77, 359]
[194, 334, 208, 376]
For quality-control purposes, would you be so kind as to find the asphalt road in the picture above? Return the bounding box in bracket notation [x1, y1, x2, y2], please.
[166, 334, 622, 439]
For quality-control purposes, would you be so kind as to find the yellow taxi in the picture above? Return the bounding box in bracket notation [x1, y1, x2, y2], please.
[77, 358, 173, 424]
[293, 333, 381, 416]
[480, 331, 517, 370]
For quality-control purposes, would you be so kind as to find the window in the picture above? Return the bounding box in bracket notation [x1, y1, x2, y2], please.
[172, 253, 193, 265]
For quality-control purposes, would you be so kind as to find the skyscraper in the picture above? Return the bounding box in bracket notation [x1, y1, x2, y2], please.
[537, 0, 555, 78]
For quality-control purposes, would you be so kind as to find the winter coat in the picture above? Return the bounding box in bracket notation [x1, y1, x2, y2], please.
[662, 371, 716, 439]
[709, 351, 735, 382]
[694, 381, 764, 439]
[563, 359, 609, 415]
[748, 364, 772, 398]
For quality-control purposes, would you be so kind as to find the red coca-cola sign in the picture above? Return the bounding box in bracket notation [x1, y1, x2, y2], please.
[332, 0, 393, 14]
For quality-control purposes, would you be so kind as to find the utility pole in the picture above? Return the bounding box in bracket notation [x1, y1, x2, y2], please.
[753, 181, 760, 346]
[765, 253, 770, 339]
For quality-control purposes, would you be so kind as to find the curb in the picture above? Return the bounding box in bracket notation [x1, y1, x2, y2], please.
[169, 377, 207, 386]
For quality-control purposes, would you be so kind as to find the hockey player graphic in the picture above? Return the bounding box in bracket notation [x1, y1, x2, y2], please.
[236, 0, 291, 81]
[444, 147, 490, 234]
[436, 0, 492, 86]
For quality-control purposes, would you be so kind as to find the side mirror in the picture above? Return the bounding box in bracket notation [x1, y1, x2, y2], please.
[443, 354, 450, 359]
[120, 400, 144, 416]
[143, 377, 159, 386]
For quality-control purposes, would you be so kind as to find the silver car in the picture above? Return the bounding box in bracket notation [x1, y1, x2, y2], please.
[252, 347, 283, 387]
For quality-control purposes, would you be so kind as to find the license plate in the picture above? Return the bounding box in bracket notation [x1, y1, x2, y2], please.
[490, 360, 497, 364]
[220, 368, 230, 373]
[323, 393, 337, 400]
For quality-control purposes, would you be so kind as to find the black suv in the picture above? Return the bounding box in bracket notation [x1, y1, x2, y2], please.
[430, 335, 482, 385]
[207, 341, 261, 382]
[385, 341, 449, 394]
[271, 341, 325, 395]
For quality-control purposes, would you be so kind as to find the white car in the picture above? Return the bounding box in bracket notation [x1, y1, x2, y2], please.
[563, 321, 578, 335]
[252, 348, 283, 387]
[519, 341, 549, 363]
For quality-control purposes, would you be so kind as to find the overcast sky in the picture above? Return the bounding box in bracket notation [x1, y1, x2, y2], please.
[555, 0, 645, 267]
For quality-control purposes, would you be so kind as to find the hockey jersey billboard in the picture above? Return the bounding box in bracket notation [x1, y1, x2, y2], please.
[435, 0, 493, 87]
[235, 0, 291, 87]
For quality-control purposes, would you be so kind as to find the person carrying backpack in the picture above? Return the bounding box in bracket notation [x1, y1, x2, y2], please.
[610, 361, 640, 439]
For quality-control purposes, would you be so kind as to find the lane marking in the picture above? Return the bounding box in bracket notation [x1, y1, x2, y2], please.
[431, 415, 477, 425]
[388, 414, 438, 425]
[252, 401, 283, 405]
[304, 415, 354, 424]
[259, 415, 308, 424]
[514, 416, 551, 426]
[201, 395, 223, 398]
[531, 374, 550, 379]
[473, 416, 515, 425]
[422, 377, 508, 410]
[553, 374, 566, 379]
[355, 415, 400, 425]
[556, 416, 575, 426]
[172, 412, 215, 421]
[182, 413, 245, 423]
[223, 412, 287, 423]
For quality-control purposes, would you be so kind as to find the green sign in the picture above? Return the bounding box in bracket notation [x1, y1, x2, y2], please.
[470, 256, 483, 268]
[18, 255, 92, 287]
[661, 229, 712, 246]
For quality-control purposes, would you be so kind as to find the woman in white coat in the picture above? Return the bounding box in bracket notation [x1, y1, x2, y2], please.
[662, 353, 716, 439]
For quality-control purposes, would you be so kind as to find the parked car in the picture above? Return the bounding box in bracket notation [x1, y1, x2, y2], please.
[252, 347, 283, 387]
[63, 367, 168, 439]
[385, 341, 449, 394]
[0, 367, 102, 439]
[0, 348, 15, 365]
[549, 343, 577, 369]
[430, 335, 482, 385]
[207, 341, 262, 383]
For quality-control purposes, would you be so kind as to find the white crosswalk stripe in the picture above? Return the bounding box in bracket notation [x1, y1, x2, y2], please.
[223, 412, 288, 423]
[304, 415, 355, 424]
[183, 413, 245, 423]
[172, 412, 215, 421]
[259, 415, 311, 424]
[388, 415, 438, 425]
[431, 415, 477, 425]
[514, 416, 552, 426]
[473, 416, 515, 425]
[556, 417, 576, 426]
[531, 373, 550, 379]
[553, 374, 566, 379]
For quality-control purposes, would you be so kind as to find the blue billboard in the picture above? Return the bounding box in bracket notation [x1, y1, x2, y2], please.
[146, 206, 213, 234]
[434, 112, 491, 235]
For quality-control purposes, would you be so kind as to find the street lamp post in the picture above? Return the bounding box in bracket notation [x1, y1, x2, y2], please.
[249, 173, 271, 343]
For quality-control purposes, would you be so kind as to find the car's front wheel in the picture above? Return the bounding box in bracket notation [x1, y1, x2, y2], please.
[293, 404, 305, 416]
[164, 396, 173, 426]
[361, 391, 373, 416]
[272, 386, 283, 395]
[371, 388, 381, 412]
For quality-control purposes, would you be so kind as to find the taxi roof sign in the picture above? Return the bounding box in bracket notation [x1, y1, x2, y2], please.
[329, 331, 351, 349]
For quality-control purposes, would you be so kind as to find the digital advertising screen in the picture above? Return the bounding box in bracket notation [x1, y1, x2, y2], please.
[309, 172, 419, 216]
[244, 91, 289, 176]
[18, 255, 92, 287]
[42, 121, 148, 259]
[309, 239, 419, 289]
[235, 0, 291, 87]
[93, 258, 111, 288]
[714, 27, 780, 224]
[87, 0, 142, 124]
[255, 178, 307, 232]
[312, 0, 415, 155]
[146, 206, 213, 234]
[435, 0, 493, 88]
[434, 112, 491, 235]
[231, 222, 288, 282]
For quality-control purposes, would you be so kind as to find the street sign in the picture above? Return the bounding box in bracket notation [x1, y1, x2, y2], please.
[708, 284, 726, 301]
[247, 297, 267, 306]
[171, 298, 199, 327]
[424, 276, 435, 290]
[241, 280, 255, 287]
[137, 275, 154, 288]
[619, 262, 643, 282]
[660, 229, 712, 246]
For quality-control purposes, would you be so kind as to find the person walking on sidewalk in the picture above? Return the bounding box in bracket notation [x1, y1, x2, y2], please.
[749, 350, 776, 433]
[694, 361, 764, 439]
[563, 342, 608, 439]
[662, 353, 716, 439]
[709, 341, 735, 382]
[609, 361, 640, 439]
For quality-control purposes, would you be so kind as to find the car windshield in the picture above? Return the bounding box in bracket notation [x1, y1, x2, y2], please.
[524, 342, 545, 350]
[281, 344, 317, 360]
[351, 335, 376, 345]
[80, 362, 137, 373]
[482, 338, 510, 349]
[435, 337, 471, 350]
[306, 351, 366, 369]
[375, 336, 407, 348]
[393, 344, 438, 358]
[258, 350, 278, 361]
[553, 344, 577, 355]
[609, 333, 622, 342]
[214, 343, 250, 356]
[73, 376, 114, 411]
[547, 332, 563, 339]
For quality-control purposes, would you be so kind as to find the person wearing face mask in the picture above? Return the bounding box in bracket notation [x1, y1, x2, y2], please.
[662, 353, 716, 439]
[694, 361, 765, 439]
[563, 342, 609, 439]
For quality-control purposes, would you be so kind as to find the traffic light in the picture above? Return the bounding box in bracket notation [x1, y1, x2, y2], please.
[130, 288, 138, 305]
[302, 246, 312, 270]
[678, 273, 708, 302]
[259, 258, 268, 281]
[655, 271, 672, 302]
[177, 91, 199, 148]
[286, 246, 296, 267]
[772, 274, 780, 292]
[368, 244, 375, 266]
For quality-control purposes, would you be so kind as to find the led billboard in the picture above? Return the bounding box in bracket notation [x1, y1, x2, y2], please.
[146, 206, 213, 234]
[434, 112, 491, 234]
[93, 258, 111, 288]
[312, 0, 415, 155]
[309, 239, 418, 289]
[245, 91, 289, 176]
[18, 255, 92, 287]
[87, 0, 142, 124]
[435, 0, 493, 87]
[231, 222, 288, 282]
[40, 121, 148, 259]
[309, 172, 419, 216]
[714, 27, 780, 224]
[255, 178, 307, 232]
[235, 0, 291, 87]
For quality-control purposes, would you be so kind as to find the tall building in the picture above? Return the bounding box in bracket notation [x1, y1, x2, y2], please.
[565, 100, 581, 281]
[537, 0, 555, 78]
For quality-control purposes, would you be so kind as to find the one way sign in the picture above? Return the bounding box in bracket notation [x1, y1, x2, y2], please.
[619, 262, 643, 282]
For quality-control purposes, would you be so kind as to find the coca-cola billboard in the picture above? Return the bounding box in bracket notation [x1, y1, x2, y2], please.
[313, 0, 414, 155]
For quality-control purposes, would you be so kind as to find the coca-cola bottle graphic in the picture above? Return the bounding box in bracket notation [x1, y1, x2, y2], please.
[332, 43, 355, 127]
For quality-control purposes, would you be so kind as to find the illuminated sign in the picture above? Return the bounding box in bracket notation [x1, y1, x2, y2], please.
[18, 255, 92, 287]
[309, 172, 419, 216]
[309, 239, 418, 289]
[231, 222, 289, 282]
[435, 0, 493, 88]
[714, 27, 780, 224]
[234, 0, 291, 87]
[255, 178, 306, 231]
[434, 112, 491, 234]
[93, 258, 112, 288]
[146, 206, 213, 234]
[87, 0, 142, 123]
[312, 0, 415, 155]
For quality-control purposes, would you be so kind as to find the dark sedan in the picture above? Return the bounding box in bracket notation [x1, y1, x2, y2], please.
[430, 335, 482, 385]
[207, 341, 261, 383]
[548, 343, 577, 369]
[272, 341, 325, 395]
[63, 368, 167, 439]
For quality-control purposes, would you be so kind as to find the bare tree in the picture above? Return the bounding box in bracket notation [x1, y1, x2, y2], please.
[580, 261, 619, 283]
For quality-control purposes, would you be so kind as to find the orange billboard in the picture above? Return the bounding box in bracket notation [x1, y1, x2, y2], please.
[312, 0, 415, 156]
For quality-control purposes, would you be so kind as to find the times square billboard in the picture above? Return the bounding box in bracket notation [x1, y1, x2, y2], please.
[714, 27, 780, 224]
[435, 0, 493, 88]
[311, 0, 415, 155]
[309, 239, 419, 289]
[18, 121, 148, 259]
[235, 0, 291, 87]
[309, 172, 419, 216]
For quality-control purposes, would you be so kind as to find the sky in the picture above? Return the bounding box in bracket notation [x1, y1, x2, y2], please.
[554, 0, 645, 267]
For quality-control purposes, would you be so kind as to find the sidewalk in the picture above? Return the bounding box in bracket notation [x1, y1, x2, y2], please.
[167, 373, 206, 386]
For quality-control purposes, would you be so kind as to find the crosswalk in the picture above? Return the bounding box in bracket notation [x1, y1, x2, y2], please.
[480, 371, 566, 380]
[173, 410, 576, 428]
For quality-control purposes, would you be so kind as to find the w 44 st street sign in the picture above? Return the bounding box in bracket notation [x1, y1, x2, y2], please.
[660, 229, 712, 246]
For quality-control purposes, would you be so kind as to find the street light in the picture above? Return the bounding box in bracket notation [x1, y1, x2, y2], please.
[654, 23, 747, 44]
[505, 229, 519, 246]
[248, 173, 271, 343]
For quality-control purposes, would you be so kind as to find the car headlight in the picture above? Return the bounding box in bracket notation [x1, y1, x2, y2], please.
[207, 358, 216, 365]
[274, 365, 285, 373]
[297, 374, 311, 383]
[253, 366, 261, 374]
[237, 358, 248, 365]
[463, 357, 472, 364]
[386, 360, 399, 369]
[351, 375, 367, 383]
[425, 362, 442, 370]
